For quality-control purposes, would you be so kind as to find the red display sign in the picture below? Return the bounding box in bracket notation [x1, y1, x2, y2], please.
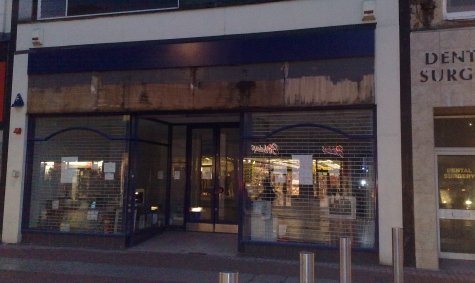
[322, 145, 344, 157]
[0, 62, 5, 123]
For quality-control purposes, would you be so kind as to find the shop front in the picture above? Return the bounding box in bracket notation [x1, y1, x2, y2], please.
[21, 25, 378, 253]
[24, 114, 241, 247]
[24, 110, 376, 250]
[411, 28, 475, 267]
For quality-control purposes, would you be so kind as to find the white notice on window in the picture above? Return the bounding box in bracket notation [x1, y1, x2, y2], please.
[52, 199, 59, 210]
[60, 157, 78, 184]
[104, 162, 116, 173]
[292, 155, 313, 185]
[87, 210, 99, 221]
[174, 171, 180, 180]
[105, 173, 114, 181]
[157, 171, 164, 180]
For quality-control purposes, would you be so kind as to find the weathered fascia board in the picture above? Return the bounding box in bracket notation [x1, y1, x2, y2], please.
[27, 75, 374, 113]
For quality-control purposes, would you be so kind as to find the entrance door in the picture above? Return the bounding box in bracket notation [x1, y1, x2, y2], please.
[127, 117, 169, 246]
[187, 126, 239, 233]
[437, 151, 475, 260]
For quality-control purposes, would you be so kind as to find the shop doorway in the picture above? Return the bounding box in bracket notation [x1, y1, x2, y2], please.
[128, 114, 241, 245]
[436, 150, 475, 260]
[187, 126, 239, 233]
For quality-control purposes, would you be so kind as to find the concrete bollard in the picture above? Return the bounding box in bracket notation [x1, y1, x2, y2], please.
[299, 251, 315, 283]
[392, 227, 404, 283]
[340, 237, 352, 283]
[219, 271, 239, 283]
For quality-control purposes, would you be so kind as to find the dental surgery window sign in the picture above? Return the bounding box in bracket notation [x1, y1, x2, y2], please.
[419, 50, 475, 82]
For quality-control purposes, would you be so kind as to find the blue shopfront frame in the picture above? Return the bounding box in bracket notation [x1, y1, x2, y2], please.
[23, 25, 377, 257]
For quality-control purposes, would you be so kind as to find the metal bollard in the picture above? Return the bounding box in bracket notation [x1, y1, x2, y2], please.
[392, 227, 404, 283]
[340, 237, 352, 283]
[219, 271, 239, 283]
[299, 251, 315, 283]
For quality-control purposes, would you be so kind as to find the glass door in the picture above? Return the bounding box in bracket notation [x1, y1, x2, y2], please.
[437, 152, 475, 260]
[127, 117, 169, 246]
[187, 126, 239, 233]
[216, 127, 239, 232]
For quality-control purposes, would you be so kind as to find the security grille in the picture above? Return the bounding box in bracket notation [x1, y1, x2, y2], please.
[243, 109, 376, 248]
[28, 116, 128, 234]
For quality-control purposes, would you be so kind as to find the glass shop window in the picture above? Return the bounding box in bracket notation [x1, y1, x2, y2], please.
[133, 117, 169, 232]
[446, 0, 475, 20]
[437, 155, 475, 255]
[19, 0, 34, 21]
[242, 110, 376, 249]
[28, 116, 128, 234]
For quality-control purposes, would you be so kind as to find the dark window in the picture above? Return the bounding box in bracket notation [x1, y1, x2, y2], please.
[68, 0, 179, 16]
[38, 0, 284, 19]
[19, 0, 35, 21]
[40, 0, 67, 18]
[39, 0, 179, 18]
[434, 117, 475, 147]
[446, 0, 475, 19]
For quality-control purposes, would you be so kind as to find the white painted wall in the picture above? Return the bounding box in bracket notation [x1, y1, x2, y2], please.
[374, 0, 403, 265]
[5, 0, 403, 267]
[17, 0, 363, 50]
[2, 54, 28, 243]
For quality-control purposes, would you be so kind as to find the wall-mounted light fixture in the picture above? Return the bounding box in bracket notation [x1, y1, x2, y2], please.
[11, 93, 24, 107]
[12, 170, 20, 178]
[32, 28, 43, 46]
[362, 1, 376, 22]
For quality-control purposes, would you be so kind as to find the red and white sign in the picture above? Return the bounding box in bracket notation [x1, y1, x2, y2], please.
[251, 143, 279, 155]
[322, 145, 344, 157]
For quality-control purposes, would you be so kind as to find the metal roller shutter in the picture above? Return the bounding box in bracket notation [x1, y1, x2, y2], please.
[28, 116, 128, 235]
[243, 109, 376, 248]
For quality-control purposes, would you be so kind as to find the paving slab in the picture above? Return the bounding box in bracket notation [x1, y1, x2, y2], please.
[0, 231, 473, 282]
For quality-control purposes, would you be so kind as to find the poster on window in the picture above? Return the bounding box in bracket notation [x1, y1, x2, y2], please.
[202, 167, 212, 180]
[104, 173, 114, 181]
[104, 162, 116, 173]
[273, 165, 286, 184]
[437, 155, 475, 210]
[292, 155, 313, 185]
[60, 157, 78, 184]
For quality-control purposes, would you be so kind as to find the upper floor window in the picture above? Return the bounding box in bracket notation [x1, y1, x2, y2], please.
[39, 0, 179, 19]
[18, 0, 283, 21]
[446, 0, 475, 20]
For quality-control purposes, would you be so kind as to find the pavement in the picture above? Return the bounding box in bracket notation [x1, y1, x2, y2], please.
[0, 231, 473, 282]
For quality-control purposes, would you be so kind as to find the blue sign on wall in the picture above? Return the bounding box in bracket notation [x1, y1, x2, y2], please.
[28, 24, 375, 74]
